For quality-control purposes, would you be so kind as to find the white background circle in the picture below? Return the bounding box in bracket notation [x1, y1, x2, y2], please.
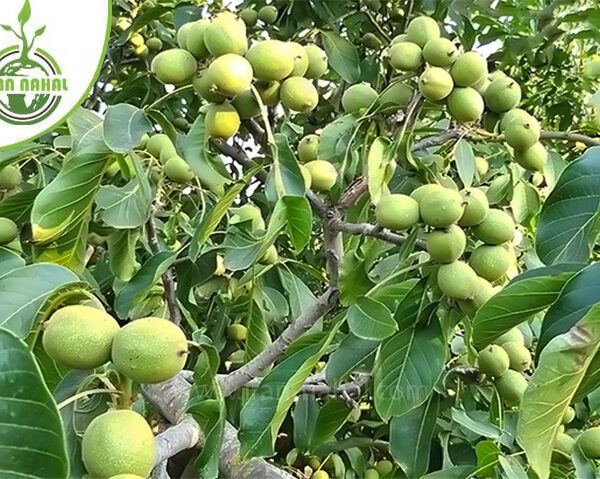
[0, 0, 110, 149]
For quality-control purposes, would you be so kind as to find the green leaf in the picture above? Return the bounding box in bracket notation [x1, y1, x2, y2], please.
[318, 114, 356, 163]
[536, 146, 600, 265]
[498, 456, 528, 479]
[31, 149, 109, 244]
[278, 266, 317, 320]
[293, 394, 319, 453]
[374, 318, 446, 420]
[325, 334, 378, 386]
[421, 466, 476, 478]
[114, 251, 177, 317]
[281, 195, 312, 252]
[367, 137, 392, 205]
[0, 188, 40, 222]
[33, 220, 90, 273]
[455, 139, 475, 188]
[187, 336, 224, 479]
[190, 164, 262, 260]
[67, 108, 109, 153]
[309, 399, 351, 452]
[390, 394, 439, 479]
[103, 104, 152, 153]
[272, 134, 305, 198]
[517, 303, 600, 479]
[339, 249, 375, 305]
[472, 264, 582, 348]
[0, 264, 79, 338]
[18, 0, 31, 25]
[476, 440, 501, 477]
[511, 180, 540, 225]
[0, 248, 25, 278]
[0, 328, 69, 478]
[96, 153, 152, 229]
[538, 262, 600, 354]
[321, 31, 360, 83]
[182, 112, 230, 192]
[246, 305, 271, 363]
[107, 229, 140, 281]
[239, 333, 332, 458]
[346, 296, 397, 341]
[451, 408, 501, 439]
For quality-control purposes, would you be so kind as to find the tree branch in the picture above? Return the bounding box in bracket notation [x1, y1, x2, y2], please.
[330, 218, 426, 250]
[219, 287, 340, 397]
[540, 130, 600, 146]
[145, 376, 297, 479]
[146, 209, 182, 325]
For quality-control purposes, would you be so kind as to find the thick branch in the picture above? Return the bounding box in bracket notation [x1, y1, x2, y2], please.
[144, 377, 295, 479]
[219, 287, 340, 397]
[146, 210, 182, 325]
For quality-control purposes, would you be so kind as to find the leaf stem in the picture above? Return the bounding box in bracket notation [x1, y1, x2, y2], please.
[57, 388, 121, 410]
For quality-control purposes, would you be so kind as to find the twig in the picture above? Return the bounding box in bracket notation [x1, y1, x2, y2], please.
[146, 209, 182, 325]
[330, 218, 426, 250]
[540, 130, 600, 146]
[219, 287, 340, 397]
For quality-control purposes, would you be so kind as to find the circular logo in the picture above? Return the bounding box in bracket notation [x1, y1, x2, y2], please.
[0, 45, 63, 125]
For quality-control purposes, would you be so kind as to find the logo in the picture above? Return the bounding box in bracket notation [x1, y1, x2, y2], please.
[0, 0, 110, 150]
[0, 1, 67, 125]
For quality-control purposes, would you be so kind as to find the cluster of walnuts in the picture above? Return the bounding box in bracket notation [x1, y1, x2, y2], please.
[42, 304, 189, 478]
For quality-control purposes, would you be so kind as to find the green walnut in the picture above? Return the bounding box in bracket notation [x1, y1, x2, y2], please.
[204, 11, 248, 56]
[375, 194, 420, 231]
[472, 209, 515, 244]
[231, 90, 261, 119]
[578, 427, 600, 458]
[151, 48, 197, 85]
[484, 76, 522, 113]
[230, 203, 265, 231]
[495, 369, 528, 406]
[342, 83, 378, 114]
[410, 183, 444, 204]
[0, 217, 18, 245]
[280, 77, 319, 112]
[406, 16, 440, 47]
[447, 87, 485, 123]
[82, 409, 155, 479]
[469, 244, 512, 282]
[206, 53, 253, 97]
[502, 341, 532, 372]
[111, 317, 188, 384]
[240, 8, 258, 27]
[246, 40, 294, 81]
[552, 433, 575, 463]
[478, 344, 510, 377]
[450, 51, 488, 87]
[304, 44, 328, 79]
[377, 81, 414, 114]
[164, 156, 195, 183]
[389, 42, 422, 71]
[504, 115, 541, 150]
[426, 224, 466, 264]
[258, 5, 278, 24]
[437, 261, 478, 300]
[562, 406, 575, 424]
[459, 187, 489, 226]
[288, 42, 309, 76]
[423, 38, 458, 66]
[184, 19, 211, 59]
[513, 142, 547, 171]
[298, 134, 320, 162]
[205, 103, 241, 139]
[419, 188, 464, 228]
[228, 323, 248, 341]
[495, 328, 525, 346]
[305, 160, 338, 192]
[375, 460, 394, 475]
[0, 165, 23, 190]
[419, 67, 454, 102]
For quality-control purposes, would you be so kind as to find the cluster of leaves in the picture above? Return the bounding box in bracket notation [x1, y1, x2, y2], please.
[2, 1, 600, 479]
